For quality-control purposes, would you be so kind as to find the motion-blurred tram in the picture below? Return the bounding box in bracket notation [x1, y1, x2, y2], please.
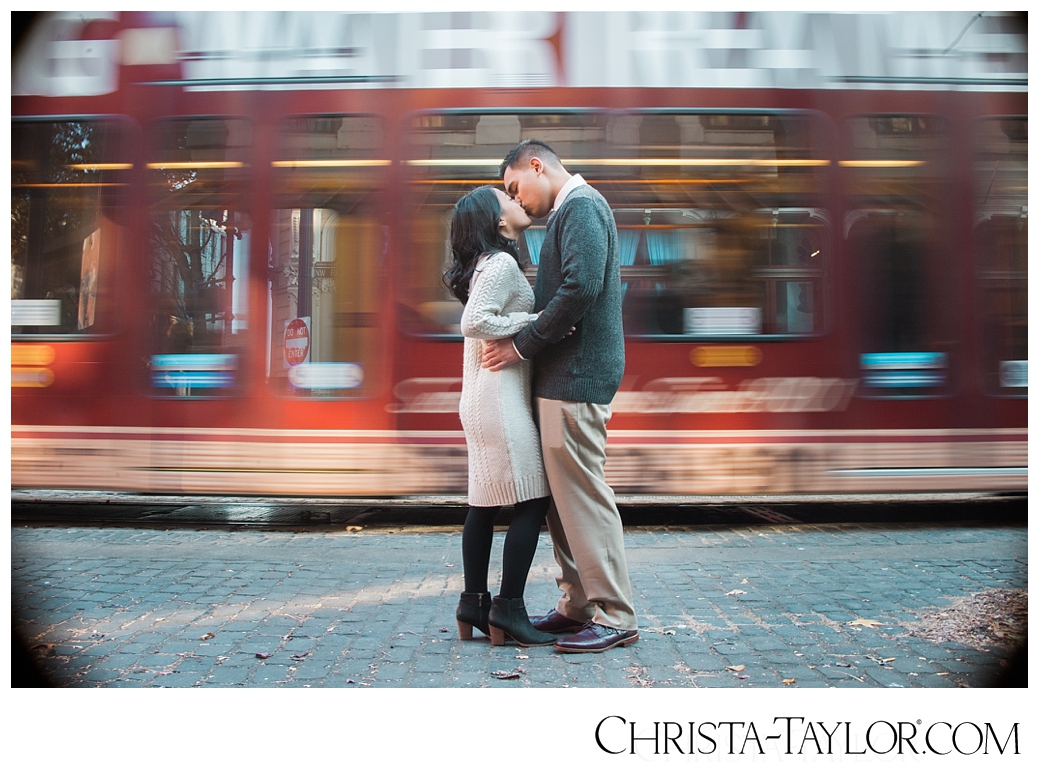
[10, 11, 1028, 500]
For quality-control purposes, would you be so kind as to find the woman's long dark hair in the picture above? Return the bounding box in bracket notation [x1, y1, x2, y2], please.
[443, 186, 520, 304]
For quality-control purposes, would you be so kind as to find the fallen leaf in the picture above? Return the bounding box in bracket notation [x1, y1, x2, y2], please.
[726, 589, 747, 596]
[847, 618, 884, 628]
[725, 665, 746, 672]
[347, 526, 363, 532]
[200, 632, 216, 640]
[491, 670, 520, 680]
[256, 652, 272, 659]
[738, 675, 750, 680]
[291, 652, 311, 661]
[782, 678, 796, 685]
[836, 662, 852, 667]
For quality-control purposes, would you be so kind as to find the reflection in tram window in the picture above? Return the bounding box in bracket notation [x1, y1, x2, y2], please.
[148, 118, 251, 397]
[269, 115, 386, 397]
[11, 120, 126, 336]
[975, 117, 1027, 395]
[844, 115, 953, 397]
[403, 111, 829, 339]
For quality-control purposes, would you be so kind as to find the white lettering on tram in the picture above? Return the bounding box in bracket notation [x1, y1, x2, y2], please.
[12, 12, 120, 97]
[13, 12, 1026, 97]
[387, 376, 858, 414]
[175, 12, 392, 86]
[147, 11, 558, 90]
[398, 12, 560, 89]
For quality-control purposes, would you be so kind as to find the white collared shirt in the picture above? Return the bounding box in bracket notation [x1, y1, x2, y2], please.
[549, 173, 587, 218]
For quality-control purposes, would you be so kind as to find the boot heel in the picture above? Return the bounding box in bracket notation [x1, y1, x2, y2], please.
[457, 620, 474, 640]
[488, 625, 507, 646]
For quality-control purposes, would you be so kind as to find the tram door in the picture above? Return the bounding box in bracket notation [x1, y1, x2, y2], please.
[841, 113, 980, 492]
[844, 115, 956, 406]
[262, 114, 401, 494]
[144, 114, 394, 494]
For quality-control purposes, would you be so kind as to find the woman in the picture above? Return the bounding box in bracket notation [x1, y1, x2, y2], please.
[444, 185, 555, 648]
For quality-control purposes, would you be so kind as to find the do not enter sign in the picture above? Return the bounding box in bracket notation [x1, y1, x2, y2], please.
[284, 317, 311, 366]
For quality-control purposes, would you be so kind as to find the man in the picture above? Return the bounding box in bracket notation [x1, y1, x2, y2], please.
[481, 139, 638, 653]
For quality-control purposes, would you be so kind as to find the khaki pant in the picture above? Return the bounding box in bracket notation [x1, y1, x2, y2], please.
[536, 397, 637, 631]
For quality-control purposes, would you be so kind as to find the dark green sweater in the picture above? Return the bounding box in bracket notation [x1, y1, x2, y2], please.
[513, 185, 625, 404]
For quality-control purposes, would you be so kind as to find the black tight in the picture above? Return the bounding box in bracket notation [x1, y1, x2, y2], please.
[462, 496, 550, 600]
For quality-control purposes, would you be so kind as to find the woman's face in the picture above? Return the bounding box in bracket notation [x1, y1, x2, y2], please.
[493, 188, 531, 240]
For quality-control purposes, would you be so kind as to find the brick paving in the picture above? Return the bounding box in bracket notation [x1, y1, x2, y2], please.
[11, 518, 1026, 690]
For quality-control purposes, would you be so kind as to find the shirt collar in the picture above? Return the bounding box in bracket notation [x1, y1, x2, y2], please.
[552, 173, 586, 213]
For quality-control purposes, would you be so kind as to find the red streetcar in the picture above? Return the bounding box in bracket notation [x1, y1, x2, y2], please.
[10, 11, 1027, 500]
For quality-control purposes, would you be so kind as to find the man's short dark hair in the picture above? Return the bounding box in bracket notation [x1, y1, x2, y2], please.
[499, 139, 560, 178]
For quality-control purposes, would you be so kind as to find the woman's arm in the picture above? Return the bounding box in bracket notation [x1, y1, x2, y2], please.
[460, 254, 536, 340]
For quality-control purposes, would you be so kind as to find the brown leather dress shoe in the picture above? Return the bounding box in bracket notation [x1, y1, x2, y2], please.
[529, 608, 586, 634]
[554, 623, 639, 653]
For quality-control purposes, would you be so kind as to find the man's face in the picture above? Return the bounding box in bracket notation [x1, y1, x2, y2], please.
[503, 157, 551, 219]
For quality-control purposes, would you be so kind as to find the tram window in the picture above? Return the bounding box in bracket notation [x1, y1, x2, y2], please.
[843, 115, 954, 397]
[608, 113, 830, 339]
[975, 117, 1027, 396]
[11, 120, 126, 337]
[147, 118, 252, 397]
[269, 115, 386, 398]
[402, 110, 829, 339]
[615, 211, 827, 337]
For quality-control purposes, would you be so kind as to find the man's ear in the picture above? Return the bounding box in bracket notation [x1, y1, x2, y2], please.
[529, 156, 543, 175]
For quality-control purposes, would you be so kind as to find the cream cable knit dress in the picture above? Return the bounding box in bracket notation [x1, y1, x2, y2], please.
[459, 252, 550, 507]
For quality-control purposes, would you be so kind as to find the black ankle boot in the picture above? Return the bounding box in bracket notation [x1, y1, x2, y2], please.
[488, 596, 557, 647]
[456, 592, 491, 639]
